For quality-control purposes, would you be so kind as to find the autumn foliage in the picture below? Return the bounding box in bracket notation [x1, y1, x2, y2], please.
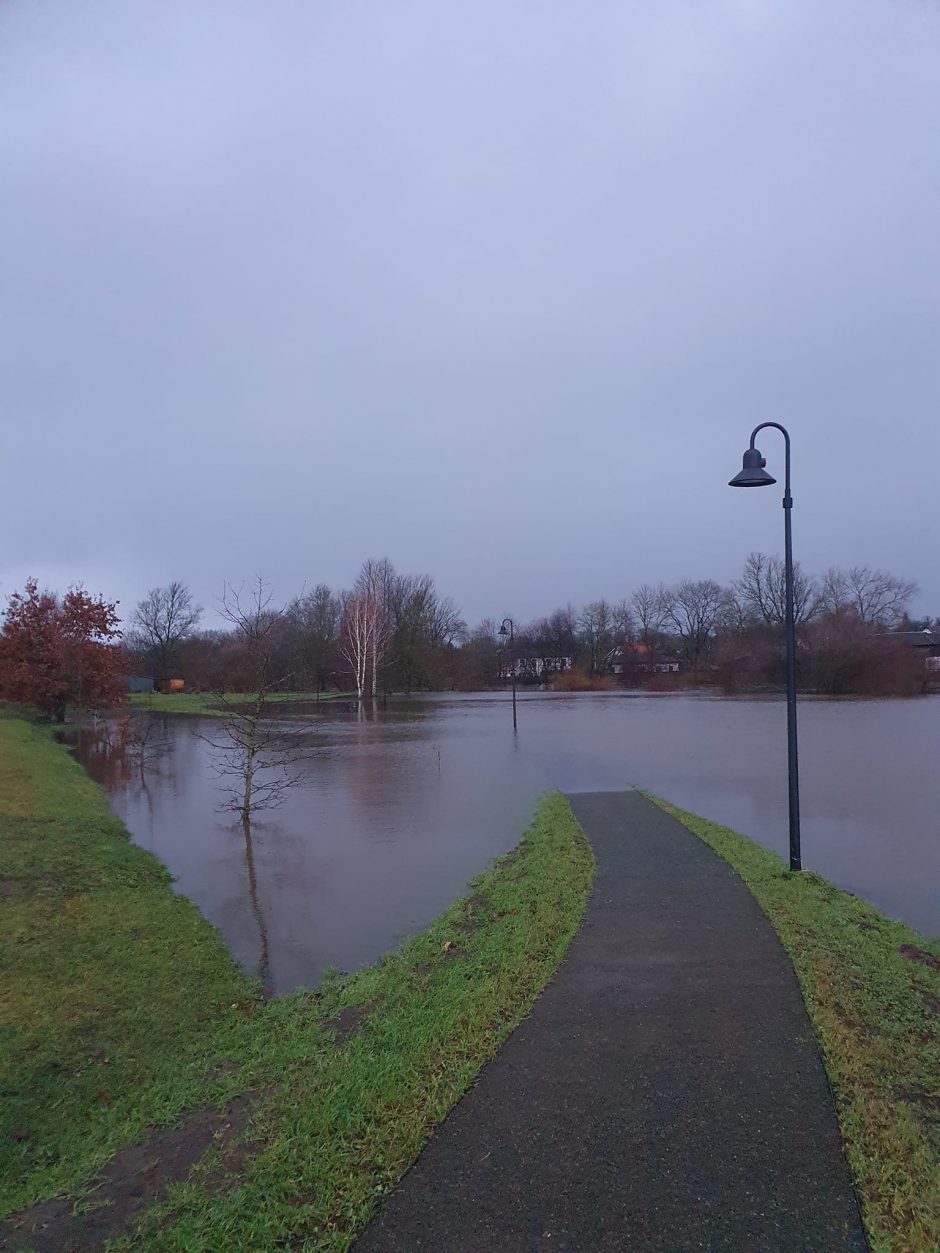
[0, 579, 125, 720]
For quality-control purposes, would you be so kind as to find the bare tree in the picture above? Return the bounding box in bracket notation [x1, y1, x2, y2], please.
[426, 592, 464, 648]
[660, 579, 731, 679]
[354, 558, 395, 697]
[208, 699, 308, 817]
[199, 581, 299, 993]
[385, 572, 466, 691]
[132, 581, 202, 682]
[545, 605, 579, 661]
[577, 600, 630, 674]
[733, 552, 820, 626]
[819, 565, 918, 627]
[528, 605, 579, 674]
[340, 592, 370, 701]
[630, 584, 668, 646]
[203, 579, 308, 819]
[576, 601, 609, 674]
[290, 583, 341, 693]
[454, 618, 501, 690]
[340, 589, 389, 700]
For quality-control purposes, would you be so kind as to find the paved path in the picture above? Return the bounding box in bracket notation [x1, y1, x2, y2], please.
[356, 791, 866, 1251]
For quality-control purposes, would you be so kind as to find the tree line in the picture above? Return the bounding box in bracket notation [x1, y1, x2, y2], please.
[129, 560, 465, 700]
[0, 555, 935, 719]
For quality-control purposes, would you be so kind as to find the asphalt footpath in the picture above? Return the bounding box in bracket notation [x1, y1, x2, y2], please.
[355, 790, 867, 1252]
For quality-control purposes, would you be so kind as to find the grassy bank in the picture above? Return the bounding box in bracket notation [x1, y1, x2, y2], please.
[0, 719, 593, 1251]
[651, 795, 939, 1253]
[128, 690, 350, 715]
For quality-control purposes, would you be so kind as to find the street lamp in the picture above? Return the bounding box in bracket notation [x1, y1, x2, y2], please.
[498, 618, 517, 731]
[729, 422, 802, 872]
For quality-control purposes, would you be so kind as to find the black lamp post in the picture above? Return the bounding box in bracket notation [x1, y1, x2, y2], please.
[729, 422, 802, 872]
[498, 618, 517, 731]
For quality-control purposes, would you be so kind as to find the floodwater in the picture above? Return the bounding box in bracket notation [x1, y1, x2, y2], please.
[74, 692, 940, 994]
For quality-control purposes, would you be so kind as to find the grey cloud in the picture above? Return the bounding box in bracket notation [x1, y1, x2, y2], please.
[1, 0, 938, 625]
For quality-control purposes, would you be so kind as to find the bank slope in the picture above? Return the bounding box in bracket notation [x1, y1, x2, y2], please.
[0, 718, 593, 1251]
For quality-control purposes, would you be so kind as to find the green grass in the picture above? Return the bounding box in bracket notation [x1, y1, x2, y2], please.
[127, 691, 351, 715]
[649, 794, 940, 1253]
[0, 719, 593, 1250]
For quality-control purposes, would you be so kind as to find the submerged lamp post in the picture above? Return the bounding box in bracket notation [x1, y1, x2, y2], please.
[729, 422, 802, 872]
[498, 618, 517, 731]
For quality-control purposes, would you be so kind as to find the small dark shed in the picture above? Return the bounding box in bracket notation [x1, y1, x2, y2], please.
[125, 676, 155, 694]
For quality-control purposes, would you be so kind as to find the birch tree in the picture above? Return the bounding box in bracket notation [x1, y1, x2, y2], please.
[340, 592, 372, 701]
[343, 558, 394, 698]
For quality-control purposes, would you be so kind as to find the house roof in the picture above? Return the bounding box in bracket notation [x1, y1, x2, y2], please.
[607, 643, 651, 658]
[886, 630, 940, 649]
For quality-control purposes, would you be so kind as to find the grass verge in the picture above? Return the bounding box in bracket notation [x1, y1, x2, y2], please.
[0, 718, 593, 1251]
[127, 691, 350, 715]
[650, 794, 939, 1253]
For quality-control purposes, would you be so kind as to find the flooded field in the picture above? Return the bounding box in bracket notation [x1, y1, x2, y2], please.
[75, 692, 940, 993]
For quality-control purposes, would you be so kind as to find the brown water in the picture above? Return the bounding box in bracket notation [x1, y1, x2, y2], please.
[75, 692, 940, 994]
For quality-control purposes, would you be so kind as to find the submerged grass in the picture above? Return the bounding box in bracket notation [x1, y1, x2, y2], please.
[128, 691, 350, 715]
[0, 718, 593, 1251]
[650, 794, 940, 1253]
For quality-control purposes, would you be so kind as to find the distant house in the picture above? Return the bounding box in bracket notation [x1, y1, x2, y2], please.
[607, 643, 680, 675]
[499, 651, 574, 681]
[887, 629, 940, 673]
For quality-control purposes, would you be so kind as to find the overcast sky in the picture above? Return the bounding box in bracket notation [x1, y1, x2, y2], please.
[2, 0, 938, 629]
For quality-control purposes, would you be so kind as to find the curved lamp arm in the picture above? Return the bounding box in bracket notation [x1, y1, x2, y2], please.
[749, 422, 791, 505]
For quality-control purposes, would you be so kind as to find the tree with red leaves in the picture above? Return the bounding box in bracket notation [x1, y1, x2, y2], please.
[0, 579, 124, 721]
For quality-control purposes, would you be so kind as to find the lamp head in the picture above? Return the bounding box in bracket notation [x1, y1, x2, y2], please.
[498, 623, 509, 636]
[729, 445, 776, 488]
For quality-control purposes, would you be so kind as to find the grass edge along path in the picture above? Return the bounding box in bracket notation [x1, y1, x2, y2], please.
[649, 794, 939, 1253]
[0, 717, 593, 1251]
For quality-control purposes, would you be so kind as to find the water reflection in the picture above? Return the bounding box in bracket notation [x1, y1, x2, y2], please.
[238, 817, 270, 995]
[74, 693, 940, 993]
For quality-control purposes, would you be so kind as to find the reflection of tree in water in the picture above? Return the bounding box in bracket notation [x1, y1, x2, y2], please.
[340, 699, 439, 825]
[76, 714, 172, 792]
[202, 700, 308, 994]
[74, 715, 177, 853]
[240, 816, 271, 996]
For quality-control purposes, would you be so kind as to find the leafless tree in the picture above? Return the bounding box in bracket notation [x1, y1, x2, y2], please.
[425, 591, 464, 647]
[733, 552, 820, 626]
[630, 584, 668, 646]
[717, 589, 752, 634]
[386, 572, 466, 691]
[354, 558, 395, 697]
[132, 581, 202, 681]
[545, 605, 578, 658]
[454, 618, 501, 689]
[818, 565, 918, 627]
[203, 578, 308, 819]
[290, 583, 341, 693]
[340, 590, 389, 700]
[660, 579, 731, 678]
[340, 592, 370, 701]
[207, 696, 309, 817]
[577, 600, 629, 674]
[528, 606, 579, 672]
